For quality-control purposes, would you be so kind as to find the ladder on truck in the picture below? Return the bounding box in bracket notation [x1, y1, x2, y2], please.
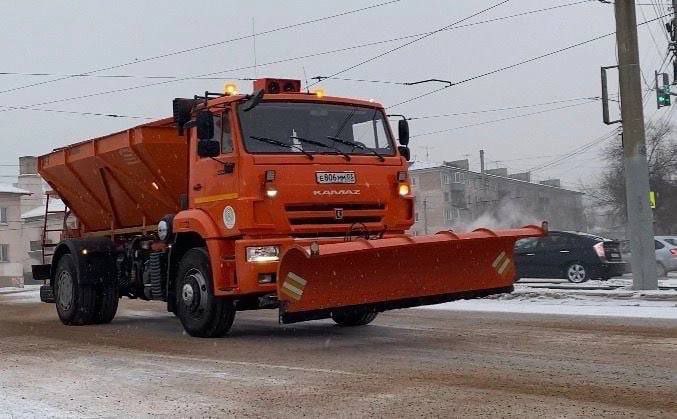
[40, 191, 71, 265]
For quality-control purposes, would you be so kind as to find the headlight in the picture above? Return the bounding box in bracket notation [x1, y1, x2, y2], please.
[398, 183, 410, 197]
[265, 184, 278, 198]
[157, 220, 169, 240]
[246, 246, 280, 263]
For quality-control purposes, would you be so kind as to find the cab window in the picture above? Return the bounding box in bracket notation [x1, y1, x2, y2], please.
[214, 111, 233, 154]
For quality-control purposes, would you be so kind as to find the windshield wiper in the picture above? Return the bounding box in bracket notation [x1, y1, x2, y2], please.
[326, 136, 385, 162]
[290, 136, 351, 161]
[249, 136, 314, 160]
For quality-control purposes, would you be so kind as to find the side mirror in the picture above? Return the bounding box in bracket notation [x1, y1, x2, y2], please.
[197, 139, 220, 158]
[172, 98, 198, 136]
[398, 119, 410, 145]
[398, 145, 411, 161]
[196, 111, 214, 140]
[242, 89, 265, 112]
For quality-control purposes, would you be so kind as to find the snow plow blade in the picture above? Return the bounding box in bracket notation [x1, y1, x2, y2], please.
[277, 225, 544, 324]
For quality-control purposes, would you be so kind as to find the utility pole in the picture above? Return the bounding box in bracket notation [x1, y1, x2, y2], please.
[614, 1, 657, 290]
[423, 198, 429, 234]
[479, 149, 486, 174]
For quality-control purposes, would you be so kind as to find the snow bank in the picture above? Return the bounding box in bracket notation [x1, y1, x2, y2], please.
[422, 284, 677, 319]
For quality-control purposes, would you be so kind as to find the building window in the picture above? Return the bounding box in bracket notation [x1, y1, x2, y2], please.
[0, 244, 8, 262]
[442, 173, 451, 185]
[411, 176, 417, 186]
[444, 207, 460, 222]
[0, 207, 7, 224]
[444, 192, 451, 202]
[452, 172, 466, 183]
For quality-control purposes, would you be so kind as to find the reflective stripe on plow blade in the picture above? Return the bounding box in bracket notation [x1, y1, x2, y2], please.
[281, 272, 307, 301]
[492, 251, 507, 269]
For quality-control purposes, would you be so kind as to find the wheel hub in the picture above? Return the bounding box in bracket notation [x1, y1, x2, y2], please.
[56, 271, 73, 311]
[181, 283, 195, 305]
[182, 269, 208, 314]
[568, 264, 586, 282]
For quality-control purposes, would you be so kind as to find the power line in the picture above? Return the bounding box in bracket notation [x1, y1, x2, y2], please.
[388, 12, 671, 109]
[0, 106, 152, 119]
[528, 129, 621, 172]
[306, 0, 512, 88]
[410, 100, 598, 138]
[0, 0, 403, 96]
[0, 72, 257, 81]
[406, 96, 603, 120]
[0, 1, 593, 114]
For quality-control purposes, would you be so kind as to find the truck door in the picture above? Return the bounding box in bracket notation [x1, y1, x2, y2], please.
[189, 109, 238, 234]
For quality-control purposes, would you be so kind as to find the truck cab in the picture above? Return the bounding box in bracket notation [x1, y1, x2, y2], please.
[172, 79, 414, 304]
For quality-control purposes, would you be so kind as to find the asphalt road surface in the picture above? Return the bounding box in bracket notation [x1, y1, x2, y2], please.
[1, 293, 676, 417]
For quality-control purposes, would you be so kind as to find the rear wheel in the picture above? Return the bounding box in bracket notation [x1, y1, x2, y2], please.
[94, 282, 119, 324]
[331, 309, 378, 326]
[565, 262, 589, 283]
[54, 254, 97, 325]
[175, 248, 235, 337]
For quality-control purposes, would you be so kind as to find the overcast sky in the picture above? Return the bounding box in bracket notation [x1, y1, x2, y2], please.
[0, 0, 672, 189]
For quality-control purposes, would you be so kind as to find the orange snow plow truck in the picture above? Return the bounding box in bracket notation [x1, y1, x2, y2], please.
[33, 78, 544, 337]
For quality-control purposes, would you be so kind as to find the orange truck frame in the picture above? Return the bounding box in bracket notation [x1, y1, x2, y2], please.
[34, 78, 544, 337]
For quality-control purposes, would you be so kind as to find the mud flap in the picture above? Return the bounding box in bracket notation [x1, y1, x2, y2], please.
[277, 226, 544, 324]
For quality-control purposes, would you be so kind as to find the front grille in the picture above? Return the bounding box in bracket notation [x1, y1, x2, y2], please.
[285, 202, 385, 227]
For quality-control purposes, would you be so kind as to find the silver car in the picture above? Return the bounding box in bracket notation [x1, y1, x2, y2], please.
[655, 236, 677, 277]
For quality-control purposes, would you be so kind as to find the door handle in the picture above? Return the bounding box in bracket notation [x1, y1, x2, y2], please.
[526, 253, 535, 256]
[559, 250, 570, 253]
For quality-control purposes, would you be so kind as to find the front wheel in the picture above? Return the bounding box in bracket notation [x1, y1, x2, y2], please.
[175, 248, 236, 337]
[331, 309, 378, 326]
[565, 262, 589, 283]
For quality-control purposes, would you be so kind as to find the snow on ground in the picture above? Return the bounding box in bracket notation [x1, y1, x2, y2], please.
[0, 285, 40, 304]
[423, 275, 677, 320]
[3, 276, 677, 319]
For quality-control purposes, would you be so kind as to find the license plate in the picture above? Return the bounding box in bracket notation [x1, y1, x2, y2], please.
[316, 172, 356, 184]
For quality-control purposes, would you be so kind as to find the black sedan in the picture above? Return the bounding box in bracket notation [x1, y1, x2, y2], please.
[514, 231, 627, 283]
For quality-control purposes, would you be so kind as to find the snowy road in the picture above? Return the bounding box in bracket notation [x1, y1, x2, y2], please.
[1, 289, 676, 417]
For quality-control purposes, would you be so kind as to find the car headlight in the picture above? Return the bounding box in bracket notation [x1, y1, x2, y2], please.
[246, 246, 280, 263]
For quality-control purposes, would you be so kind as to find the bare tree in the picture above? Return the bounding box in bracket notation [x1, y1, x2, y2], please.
[595, 119, 677, 235]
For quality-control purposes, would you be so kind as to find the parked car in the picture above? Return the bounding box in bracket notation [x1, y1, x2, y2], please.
[618, 236, 677, 277]
[514, 231, 627, 283]
[654, 236, 677, 277]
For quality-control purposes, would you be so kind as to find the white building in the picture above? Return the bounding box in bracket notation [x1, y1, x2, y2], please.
[0, 156, 67, 286]
[0, 184, 31, 286]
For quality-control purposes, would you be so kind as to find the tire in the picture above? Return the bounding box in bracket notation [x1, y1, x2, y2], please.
[175, 248, 235, 337]
[331, 309, 378, 327]
[565, 262, 589, 283]
[54, 254, 97, 325]
[657, 262, 667, 278]
[94, 282, 119, 324]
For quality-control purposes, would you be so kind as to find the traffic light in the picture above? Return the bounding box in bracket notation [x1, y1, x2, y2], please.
[656, 72, 671, 109]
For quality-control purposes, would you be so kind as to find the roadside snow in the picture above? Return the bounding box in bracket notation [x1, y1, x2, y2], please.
[423, 283, 677, 319]
[0, 285, 40, 304]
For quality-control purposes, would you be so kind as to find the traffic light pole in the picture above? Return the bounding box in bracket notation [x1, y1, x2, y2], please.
[614, 1, 657, 290]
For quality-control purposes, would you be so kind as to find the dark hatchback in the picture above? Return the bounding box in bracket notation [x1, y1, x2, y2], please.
[514, 231, 627, 283]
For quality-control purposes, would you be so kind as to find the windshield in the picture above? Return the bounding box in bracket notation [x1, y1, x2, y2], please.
[237, 102, 395, 156]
